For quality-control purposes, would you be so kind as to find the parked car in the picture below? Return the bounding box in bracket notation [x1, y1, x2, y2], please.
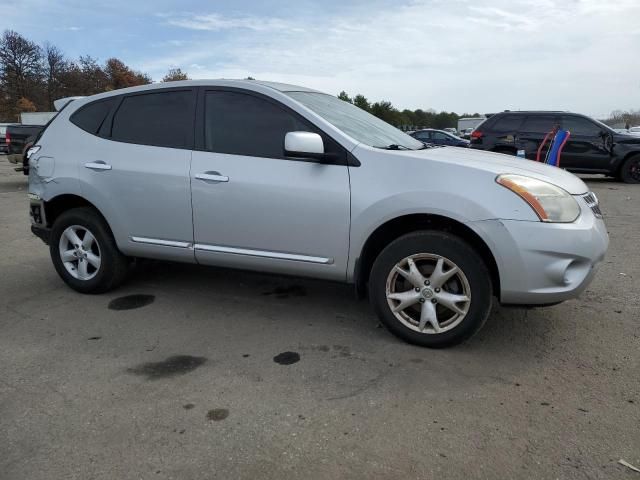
[410, 129, 470, 147]
[629, 126, 640, 136]
[470, 111, 640, 183]
[443, 127, 457, 135]
[459, 128, 474, 139]
[28, 80, 608, 348]
[6, 124, 44, 165]
[0, 127, 8, 155]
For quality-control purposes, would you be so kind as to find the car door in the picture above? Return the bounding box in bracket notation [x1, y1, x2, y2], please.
[76, 88, 196, 262]
[517, 115, 560, 161]
[190, 88, 351, 281]
[559, 115, 612, 171]
[431, 131, 451, 146]
[413, 131, 432, 144]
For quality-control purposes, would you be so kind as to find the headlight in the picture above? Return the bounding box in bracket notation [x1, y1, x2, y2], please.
[496, 174, 580, 223]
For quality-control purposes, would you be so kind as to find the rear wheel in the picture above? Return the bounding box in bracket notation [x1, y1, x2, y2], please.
[619, 155, 640, 184]
[369, 231, 493, 348]
[50, 207, 129, 293]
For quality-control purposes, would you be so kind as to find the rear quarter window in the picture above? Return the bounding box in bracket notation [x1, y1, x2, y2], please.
[70, 98, 117, 135]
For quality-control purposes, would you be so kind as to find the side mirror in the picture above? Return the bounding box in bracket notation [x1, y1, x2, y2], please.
[284, 131, 325, 160]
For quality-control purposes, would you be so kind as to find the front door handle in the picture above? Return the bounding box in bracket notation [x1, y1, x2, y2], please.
[195, 171, 229, 183]
[85, 161, 112, 171]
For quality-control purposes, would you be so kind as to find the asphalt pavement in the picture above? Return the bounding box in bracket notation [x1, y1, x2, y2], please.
[0, 158, 638, 479]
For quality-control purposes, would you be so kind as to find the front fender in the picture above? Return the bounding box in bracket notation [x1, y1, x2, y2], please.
[347, 191, 503, 281]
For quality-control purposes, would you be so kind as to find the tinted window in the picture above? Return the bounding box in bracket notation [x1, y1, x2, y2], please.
[432, 132, 449, 140]
[562, 116, 602, 136]
[111, 90, 194, 148]
[413, 131, 431, 141]
[71, 98, 116, 134]
[520, 115, 558, 134]
[491, 114, 524, 132]
[205, 91, 310, 158]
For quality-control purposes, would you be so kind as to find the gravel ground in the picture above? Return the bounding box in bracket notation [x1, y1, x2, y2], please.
[0, 158, 638, 479]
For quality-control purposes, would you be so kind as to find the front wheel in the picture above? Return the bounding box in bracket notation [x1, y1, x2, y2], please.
[369, 231, 493, 348]
[50, 207, 129, 293]
[619, 155, 640, 184]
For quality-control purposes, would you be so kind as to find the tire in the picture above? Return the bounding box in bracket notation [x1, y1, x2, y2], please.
[369, 231, 493, 348]
[619, 155, 640, 184]
[49, 207, 129, 293]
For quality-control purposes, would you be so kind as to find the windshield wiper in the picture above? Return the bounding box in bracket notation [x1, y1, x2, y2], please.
[374, 144, 411, 150]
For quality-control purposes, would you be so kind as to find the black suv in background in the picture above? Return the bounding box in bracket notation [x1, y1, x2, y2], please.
[470, 111, 640, 183]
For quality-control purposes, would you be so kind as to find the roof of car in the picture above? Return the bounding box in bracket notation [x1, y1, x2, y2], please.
[63, 79, 323, 108]
[499, 110, 570, 114]
[414, 129, 450, 133]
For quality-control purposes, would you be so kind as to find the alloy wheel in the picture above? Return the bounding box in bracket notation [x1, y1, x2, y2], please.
[58, 225, 101, 280]
[385, 253, 471, 334]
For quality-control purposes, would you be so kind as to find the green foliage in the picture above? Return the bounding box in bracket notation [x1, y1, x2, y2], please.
[337, 91, 352, 103]
[338, 91, 484, 129]
[352, 94, 371, 112]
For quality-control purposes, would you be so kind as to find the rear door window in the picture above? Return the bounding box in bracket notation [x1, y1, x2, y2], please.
[520, 116, 558, 134]
[110, 90, 195, 149]
[490, 114, 524, 132]
[413, 131, 431, 141]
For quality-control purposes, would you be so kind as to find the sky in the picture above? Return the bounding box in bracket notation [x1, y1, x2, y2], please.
[3, 0, 640, 117]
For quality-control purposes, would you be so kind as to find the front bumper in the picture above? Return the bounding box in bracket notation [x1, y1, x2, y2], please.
[470, 201, 609, 305]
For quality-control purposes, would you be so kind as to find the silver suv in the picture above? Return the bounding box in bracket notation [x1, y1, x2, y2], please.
[28, 80, 608, 347]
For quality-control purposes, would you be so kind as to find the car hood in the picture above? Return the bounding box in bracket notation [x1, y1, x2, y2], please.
[403, 147, 589, 195]
[614, 133, 640, 144]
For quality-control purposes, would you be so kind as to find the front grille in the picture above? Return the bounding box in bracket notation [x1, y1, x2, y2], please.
[582, 192, 602, 217]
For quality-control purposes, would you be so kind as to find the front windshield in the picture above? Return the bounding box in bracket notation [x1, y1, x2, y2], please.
[286, 91, 424, 150]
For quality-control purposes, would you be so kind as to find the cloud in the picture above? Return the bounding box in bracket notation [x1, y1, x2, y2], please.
[162, 13, 301, 33]
[147, 0, 640, 115]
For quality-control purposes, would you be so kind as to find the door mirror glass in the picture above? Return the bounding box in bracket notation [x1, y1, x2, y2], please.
[285, 131, 325, 159]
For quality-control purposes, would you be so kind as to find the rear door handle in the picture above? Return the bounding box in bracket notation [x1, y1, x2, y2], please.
[195, 171, 229, 183]
[85, 161, 112, 171]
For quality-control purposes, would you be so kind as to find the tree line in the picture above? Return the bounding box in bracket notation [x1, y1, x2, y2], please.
[337, 91, 482, 130]
[604, 109, 640, 129]
[0, 30, 188, 122]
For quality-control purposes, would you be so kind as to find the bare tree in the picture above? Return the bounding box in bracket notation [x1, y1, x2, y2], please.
[0, 30, 43, 119]
[77, 56, 109, 95]
[43, 43, 67, 110]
